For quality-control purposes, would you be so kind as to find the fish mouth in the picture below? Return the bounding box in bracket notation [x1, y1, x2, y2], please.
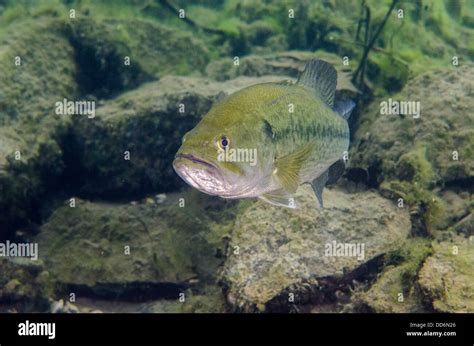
[173, 153, 226, 195]
[174, 153, 216, 169]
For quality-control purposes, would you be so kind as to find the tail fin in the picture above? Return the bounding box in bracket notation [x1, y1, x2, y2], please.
[333, 100, 356, 120]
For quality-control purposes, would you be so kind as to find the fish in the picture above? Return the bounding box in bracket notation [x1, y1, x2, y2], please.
[173, 59, 355, 208]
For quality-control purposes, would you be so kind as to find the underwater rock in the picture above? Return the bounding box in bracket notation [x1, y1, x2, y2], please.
[0, 258, 55, 312]
[0, 16, 210, 123]
[68, 18, 210, 96]
[350, 65, 474, 234]
[351, 64, 474, 185]
[418, 238, 474, 313]
[0, 121, 67, 239]
[221, 186, 411, 312]
[352, 238, 432, 313]
[34, 190, 244, 301]
[70, 75, 288, 198]
[437, 190, 473, 234]
[0, 19, 79, 123]
[0, 127, 25, 170]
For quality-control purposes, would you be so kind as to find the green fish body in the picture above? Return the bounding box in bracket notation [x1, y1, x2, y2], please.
[173, 59, 355, 208]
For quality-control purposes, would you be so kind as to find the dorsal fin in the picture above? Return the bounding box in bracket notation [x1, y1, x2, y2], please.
[297, 59, 337, 107]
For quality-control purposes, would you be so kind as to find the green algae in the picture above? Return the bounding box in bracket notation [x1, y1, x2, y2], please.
[357, 238, 433, 312]
[0, 258, 55, 312]
[418, 239, 474, 312]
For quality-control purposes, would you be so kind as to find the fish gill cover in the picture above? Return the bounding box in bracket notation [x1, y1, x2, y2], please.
[0, 0, 472, 315]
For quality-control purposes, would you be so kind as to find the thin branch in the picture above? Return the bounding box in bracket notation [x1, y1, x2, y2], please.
[352, 0, 399, 88]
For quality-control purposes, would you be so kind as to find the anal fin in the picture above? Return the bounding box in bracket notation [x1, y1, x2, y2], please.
[310, 170, 329, 208]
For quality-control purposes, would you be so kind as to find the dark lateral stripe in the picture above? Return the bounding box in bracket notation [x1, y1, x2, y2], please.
[275, 120, 348, 143]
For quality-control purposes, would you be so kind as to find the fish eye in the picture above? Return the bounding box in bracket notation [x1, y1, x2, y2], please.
[218, 135, 230, 150]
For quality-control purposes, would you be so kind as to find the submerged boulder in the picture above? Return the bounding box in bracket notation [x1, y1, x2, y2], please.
[0, 121, 67, 239]
[418, 238, 474, 313]
[350, 65, 474, 234]
[0, 19, 78, 123]
[351, 65, 474, 185]
[221, 185, 411, 312]
[34, 190, 245, 301]
[352, 238, 432, 313]
[68, 18, 211, 97]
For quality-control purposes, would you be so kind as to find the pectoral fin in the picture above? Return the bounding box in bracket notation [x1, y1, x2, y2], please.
[310, 170, 329, 208]
[274, 143, 313, 193]
[259, 189, 297, 208]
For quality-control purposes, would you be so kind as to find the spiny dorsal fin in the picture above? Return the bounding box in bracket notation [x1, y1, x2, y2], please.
[297, 59, 337, 107]
[274, 142, 313, 193]
[333, 100, 355, 120]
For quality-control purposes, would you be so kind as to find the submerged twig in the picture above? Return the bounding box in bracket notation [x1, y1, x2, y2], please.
[352, 0, 399, 89]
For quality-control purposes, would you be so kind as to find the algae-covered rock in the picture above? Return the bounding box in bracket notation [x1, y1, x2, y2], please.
[0, 19, 79, 123]
[350, 65, 474, 233]
[68, 18, 210, 96]
[34, 190, 244, 299]
[418, 238, 474, 312]
[438, 190, 473, 233]
[0, 126, 25, 169]
[0, 258, 55, 312]
[221, 186, 411, 312]
[0, 120, 68, 239]
[70, 75, 288, 198]
[351, 65, 474, 185]
[353, 238, 432, 313]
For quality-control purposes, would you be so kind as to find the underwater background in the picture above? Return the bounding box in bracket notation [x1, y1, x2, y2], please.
[0, 0, 472, 313]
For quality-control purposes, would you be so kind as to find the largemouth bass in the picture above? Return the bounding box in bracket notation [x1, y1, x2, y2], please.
[173, 59, 355, 208]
